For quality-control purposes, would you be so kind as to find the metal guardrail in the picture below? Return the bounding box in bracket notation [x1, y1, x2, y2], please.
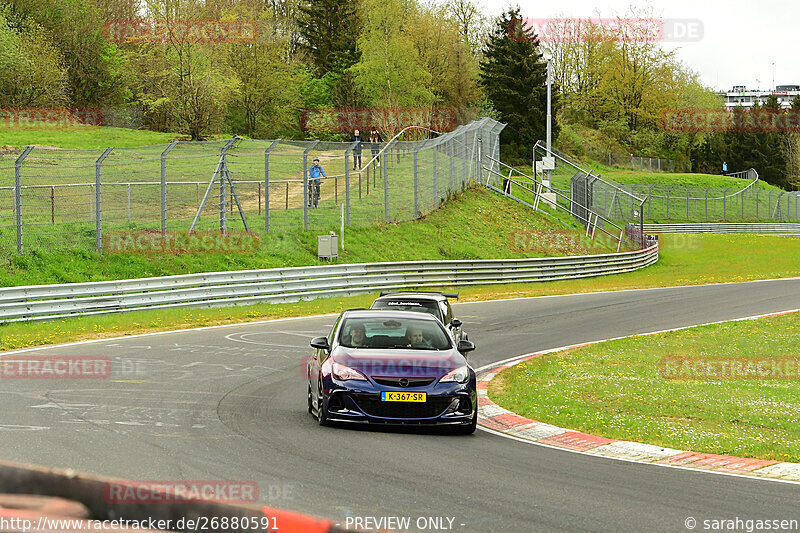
[0, 245, 658, 323]
[642, 223, 800, 234]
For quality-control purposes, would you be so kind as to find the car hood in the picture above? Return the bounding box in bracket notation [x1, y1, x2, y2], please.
[332, 348, 466, 378]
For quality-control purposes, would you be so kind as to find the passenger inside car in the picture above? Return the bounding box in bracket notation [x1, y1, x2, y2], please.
[345, 323, 369, 347]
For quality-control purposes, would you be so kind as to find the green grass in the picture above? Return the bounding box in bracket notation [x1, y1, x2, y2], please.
[0, 187, 615, 287]
[489, 311, 800, 463]
[0, 125, 184, 149]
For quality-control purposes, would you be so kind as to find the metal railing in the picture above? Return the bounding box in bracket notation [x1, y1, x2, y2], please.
[0, 245, 658, 323]
[641, 223, 800, 234]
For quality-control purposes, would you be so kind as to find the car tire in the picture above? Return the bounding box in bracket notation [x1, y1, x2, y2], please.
[454, 409, 477, 435]
[316, 383, 330, 427]
[307, 385, 313, 415]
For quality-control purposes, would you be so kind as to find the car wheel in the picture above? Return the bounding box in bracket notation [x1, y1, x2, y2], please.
[317, 397, 330, 426]
[454, 409, 477, 435]
[307, 385, 313, 415]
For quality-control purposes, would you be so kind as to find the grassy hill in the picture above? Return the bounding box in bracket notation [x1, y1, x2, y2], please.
[0, 186, 616, 287]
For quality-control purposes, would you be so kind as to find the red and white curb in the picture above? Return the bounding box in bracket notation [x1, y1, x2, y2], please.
[476, 307, 800, 483]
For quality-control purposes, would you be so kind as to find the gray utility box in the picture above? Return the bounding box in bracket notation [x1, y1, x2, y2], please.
[318, 232, 338, 260]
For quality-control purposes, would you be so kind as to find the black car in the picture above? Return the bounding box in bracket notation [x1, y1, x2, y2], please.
[370, 291, 468, 343]
[307, 309, 477, 433]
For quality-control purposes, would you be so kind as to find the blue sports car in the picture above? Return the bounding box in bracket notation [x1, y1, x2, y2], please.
[307, 309, 477, 434]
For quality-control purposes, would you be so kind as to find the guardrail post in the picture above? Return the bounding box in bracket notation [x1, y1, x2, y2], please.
[705, 188, 710, 221]
[14, 146, 33, 254]
[263, 139, 280, 232]
[160, 141, 177, 235]
[96, 147, 113, 253]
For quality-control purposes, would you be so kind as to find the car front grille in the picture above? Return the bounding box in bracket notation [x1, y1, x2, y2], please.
[372, 377, 436, 387]
[352, 394, 452, 419]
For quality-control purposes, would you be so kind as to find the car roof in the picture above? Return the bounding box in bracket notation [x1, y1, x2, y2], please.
[373, 292, 449, 302]
[341, 309, 442, 321]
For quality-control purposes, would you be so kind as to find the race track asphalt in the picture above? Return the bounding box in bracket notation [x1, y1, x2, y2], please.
[2, 278, 799, 532]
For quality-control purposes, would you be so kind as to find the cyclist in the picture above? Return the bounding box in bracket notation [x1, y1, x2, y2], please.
[308, 157, 326, 208]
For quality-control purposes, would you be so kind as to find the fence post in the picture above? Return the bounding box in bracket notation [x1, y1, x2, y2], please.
[648, 185, 654, 218]
[96, 147, 113, 253]
[705, 188, 710, 221]
[345, 141, 357, 225]
[127, 183, 131, 222]
[413, 148, 419, 218]
[161, 141, 177, 235]
[449, 139, 454, 192]
[666, 185, 672, 219]
[686, 187, 691, 219]
[433, 145, 437, 205]
[14, 146, 33, 254]
[51, 185, 55, 224]
[264, 139, 280, 233]
[384, 140, 392, 223]
[723, 188, 729, 220]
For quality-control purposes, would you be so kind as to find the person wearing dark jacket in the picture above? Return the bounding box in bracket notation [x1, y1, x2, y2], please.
[369, 127, 383, 167]
[351, 129, 363, 170]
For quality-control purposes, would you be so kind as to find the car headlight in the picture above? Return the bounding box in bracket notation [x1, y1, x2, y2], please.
[331, 361, 368, 381]
[440, 365, 469, 384]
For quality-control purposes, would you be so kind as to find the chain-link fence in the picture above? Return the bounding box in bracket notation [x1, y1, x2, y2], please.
[0, 118, 505, 255]
[562, 136, 686, 172]
[523, 144, 799, 226]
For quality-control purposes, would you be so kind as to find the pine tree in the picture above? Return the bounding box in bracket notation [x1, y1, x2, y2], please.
[297, 0, 360, 76]
[479, 8, 557, 161]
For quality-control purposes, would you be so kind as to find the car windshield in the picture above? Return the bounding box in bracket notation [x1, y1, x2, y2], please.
[339, 317, 451, 350]
[370, 299, 441, 319]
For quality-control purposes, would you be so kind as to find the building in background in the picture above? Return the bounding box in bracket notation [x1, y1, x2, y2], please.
[722, 85, 800, 109]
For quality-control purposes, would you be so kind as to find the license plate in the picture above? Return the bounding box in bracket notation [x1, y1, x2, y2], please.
[381, 392, 426, 402]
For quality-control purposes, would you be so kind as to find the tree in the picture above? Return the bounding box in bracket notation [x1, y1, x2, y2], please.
[0, 4, 68, 107]
[297, 0, 360, 75]
[226, 10, 305, 138]
[9, 0, 126, 106]
[351, 0, 433, 134]
[479, 8, 554, 161]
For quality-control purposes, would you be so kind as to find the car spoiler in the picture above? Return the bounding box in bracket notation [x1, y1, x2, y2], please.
[378, 291, 459, 299]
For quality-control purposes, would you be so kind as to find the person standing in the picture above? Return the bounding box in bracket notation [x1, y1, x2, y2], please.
[369, 127, 383, 167]
[308, 157, 326, 208]
[351, 129, 363, 170]
[722, 161, 728, 175]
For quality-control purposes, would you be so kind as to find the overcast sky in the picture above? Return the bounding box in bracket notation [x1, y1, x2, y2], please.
[477, 0, 796, 92]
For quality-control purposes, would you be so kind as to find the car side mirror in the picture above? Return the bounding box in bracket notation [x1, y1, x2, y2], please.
[310, 336, 330, 351]
[457, 340, 475, 354]
[450, 319, 462, 329]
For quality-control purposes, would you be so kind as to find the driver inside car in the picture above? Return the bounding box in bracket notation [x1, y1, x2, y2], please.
[349, 324, 368, 347]
[406, 326, 433, 348]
